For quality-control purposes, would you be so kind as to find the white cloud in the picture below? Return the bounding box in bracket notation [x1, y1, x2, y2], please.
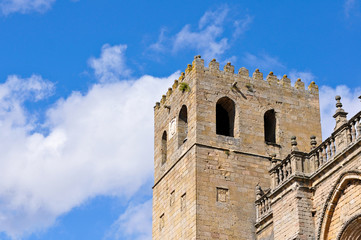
[319, 85, 361, 139]
[0, 42, 358, 240]
[0, 45, 176, 239]
[88, 44, 131, 83]
[172, 6, 229, 60]
[172, 24, 228, 61]
[232, 15, 253, 39]
[150, 6, 253, 61]
[0, 74, 54, 128]
[149, 27, 167, 53]
[198, 5, 229, 29]
[104, 199, 152, 240]
[0, 0, 55, 15]
[242, 53, 285, 71]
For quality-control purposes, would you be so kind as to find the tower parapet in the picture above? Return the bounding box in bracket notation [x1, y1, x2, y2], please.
[155, 57, 319, 112]
[154, 56, 321, 168]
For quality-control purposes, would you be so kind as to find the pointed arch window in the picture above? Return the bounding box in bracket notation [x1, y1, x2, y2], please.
[216, 97, 235, 137]
[264, 109, 276, 143]
[178, 105, 188, 146]
[161, 131, 167, 165]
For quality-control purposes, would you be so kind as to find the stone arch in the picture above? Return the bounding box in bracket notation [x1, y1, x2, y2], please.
[216, 96, 235, 137]
[336, 214, 361, 240]
[264, 109, 276, 143]
[317, 171, 361, 240]
[178, 105, 188, 146]
[161, 131, 167, 165]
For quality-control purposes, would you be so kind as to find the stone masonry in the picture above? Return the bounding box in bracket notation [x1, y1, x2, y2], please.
[255, 97, 361, 240]
[152, 56, 361, 239]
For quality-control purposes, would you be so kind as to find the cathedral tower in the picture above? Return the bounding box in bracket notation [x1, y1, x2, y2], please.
[152, 56, 322, 239]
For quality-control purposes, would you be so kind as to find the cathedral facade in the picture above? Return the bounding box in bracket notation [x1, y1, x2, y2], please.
[152, 56, 361, 239]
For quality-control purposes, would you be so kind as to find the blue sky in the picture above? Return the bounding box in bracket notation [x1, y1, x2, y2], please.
[0, 0, 360, 239]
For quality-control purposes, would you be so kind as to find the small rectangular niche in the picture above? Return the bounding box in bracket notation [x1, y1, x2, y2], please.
[217, 187, 229, 203]
[181, 193, 186, 211]
[312, 210, 316, 217]
[159, 213, 165, 231]
[170, 190, 175, 207]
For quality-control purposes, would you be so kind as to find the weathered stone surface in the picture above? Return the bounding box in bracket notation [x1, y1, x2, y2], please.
[152, 56, 361, 240]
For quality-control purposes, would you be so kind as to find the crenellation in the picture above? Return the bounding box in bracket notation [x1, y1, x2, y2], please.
[238, 67, 249, 77]
[185, 64, 193, 75]
[308, 81, 319, 93]
[157, 74, 192, 113]
[172, 80, 178, 90]
[279, 74, 291, 88]
[192, 55, 204, 71]
[294, 78, 305, 90]
[179, 72, 185, 82]
[223, 62, 234, 74]
[253, 68, 263, 81]
[166, 87, 172, 97]
[154, 101, 160, 110]
[166, 58, 321, 97]
[209, 58, 220, 71]
[266, 71, 278, 85]
[160, 94, 166, 104]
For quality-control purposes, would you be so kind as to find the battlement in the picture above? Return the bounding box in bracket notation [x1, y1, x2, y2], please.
[153, 55, 322, 183]
[153, 56, 325, 240]
[154, 55, 319, 110]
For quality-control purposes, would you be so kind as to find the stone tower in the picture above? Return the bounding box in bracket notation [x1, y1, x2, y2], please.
[152, 56, 322, 239]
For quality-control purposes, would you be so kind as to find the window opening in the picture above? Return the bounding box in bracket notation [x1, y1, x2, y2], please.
[216, 97, 235, 137]
[264, 109, 276, 143]
[161, 131, 167, 165]
[178, 105, 188, 146]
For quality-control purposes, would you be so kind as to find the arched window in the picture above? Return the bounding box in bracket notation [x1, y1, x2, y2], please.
[216, 97, 235, 137]
[161, 131, 167, 165]
[264, 109, 276, 143]
[178, 105, 188, 146]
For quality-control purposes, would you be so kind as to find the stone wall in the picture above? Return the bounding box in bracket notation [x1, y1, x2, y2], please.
[152, 147, 197, 239]
[153, 56, 324, 239]
[192, 57, 322, 160]
[327, 180, 361, 239]
[195, 146, 271, 239]
[256, 108, 361, 240]
[312, 140, 361, 240]
[271, 182, 314, 240]
[153, 71, 197, 183]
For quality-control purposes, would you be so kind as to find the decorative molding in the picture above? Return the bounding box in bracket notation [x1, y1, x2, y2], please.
[336, 213, 361, 240]
[316, 170, 361, 240]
